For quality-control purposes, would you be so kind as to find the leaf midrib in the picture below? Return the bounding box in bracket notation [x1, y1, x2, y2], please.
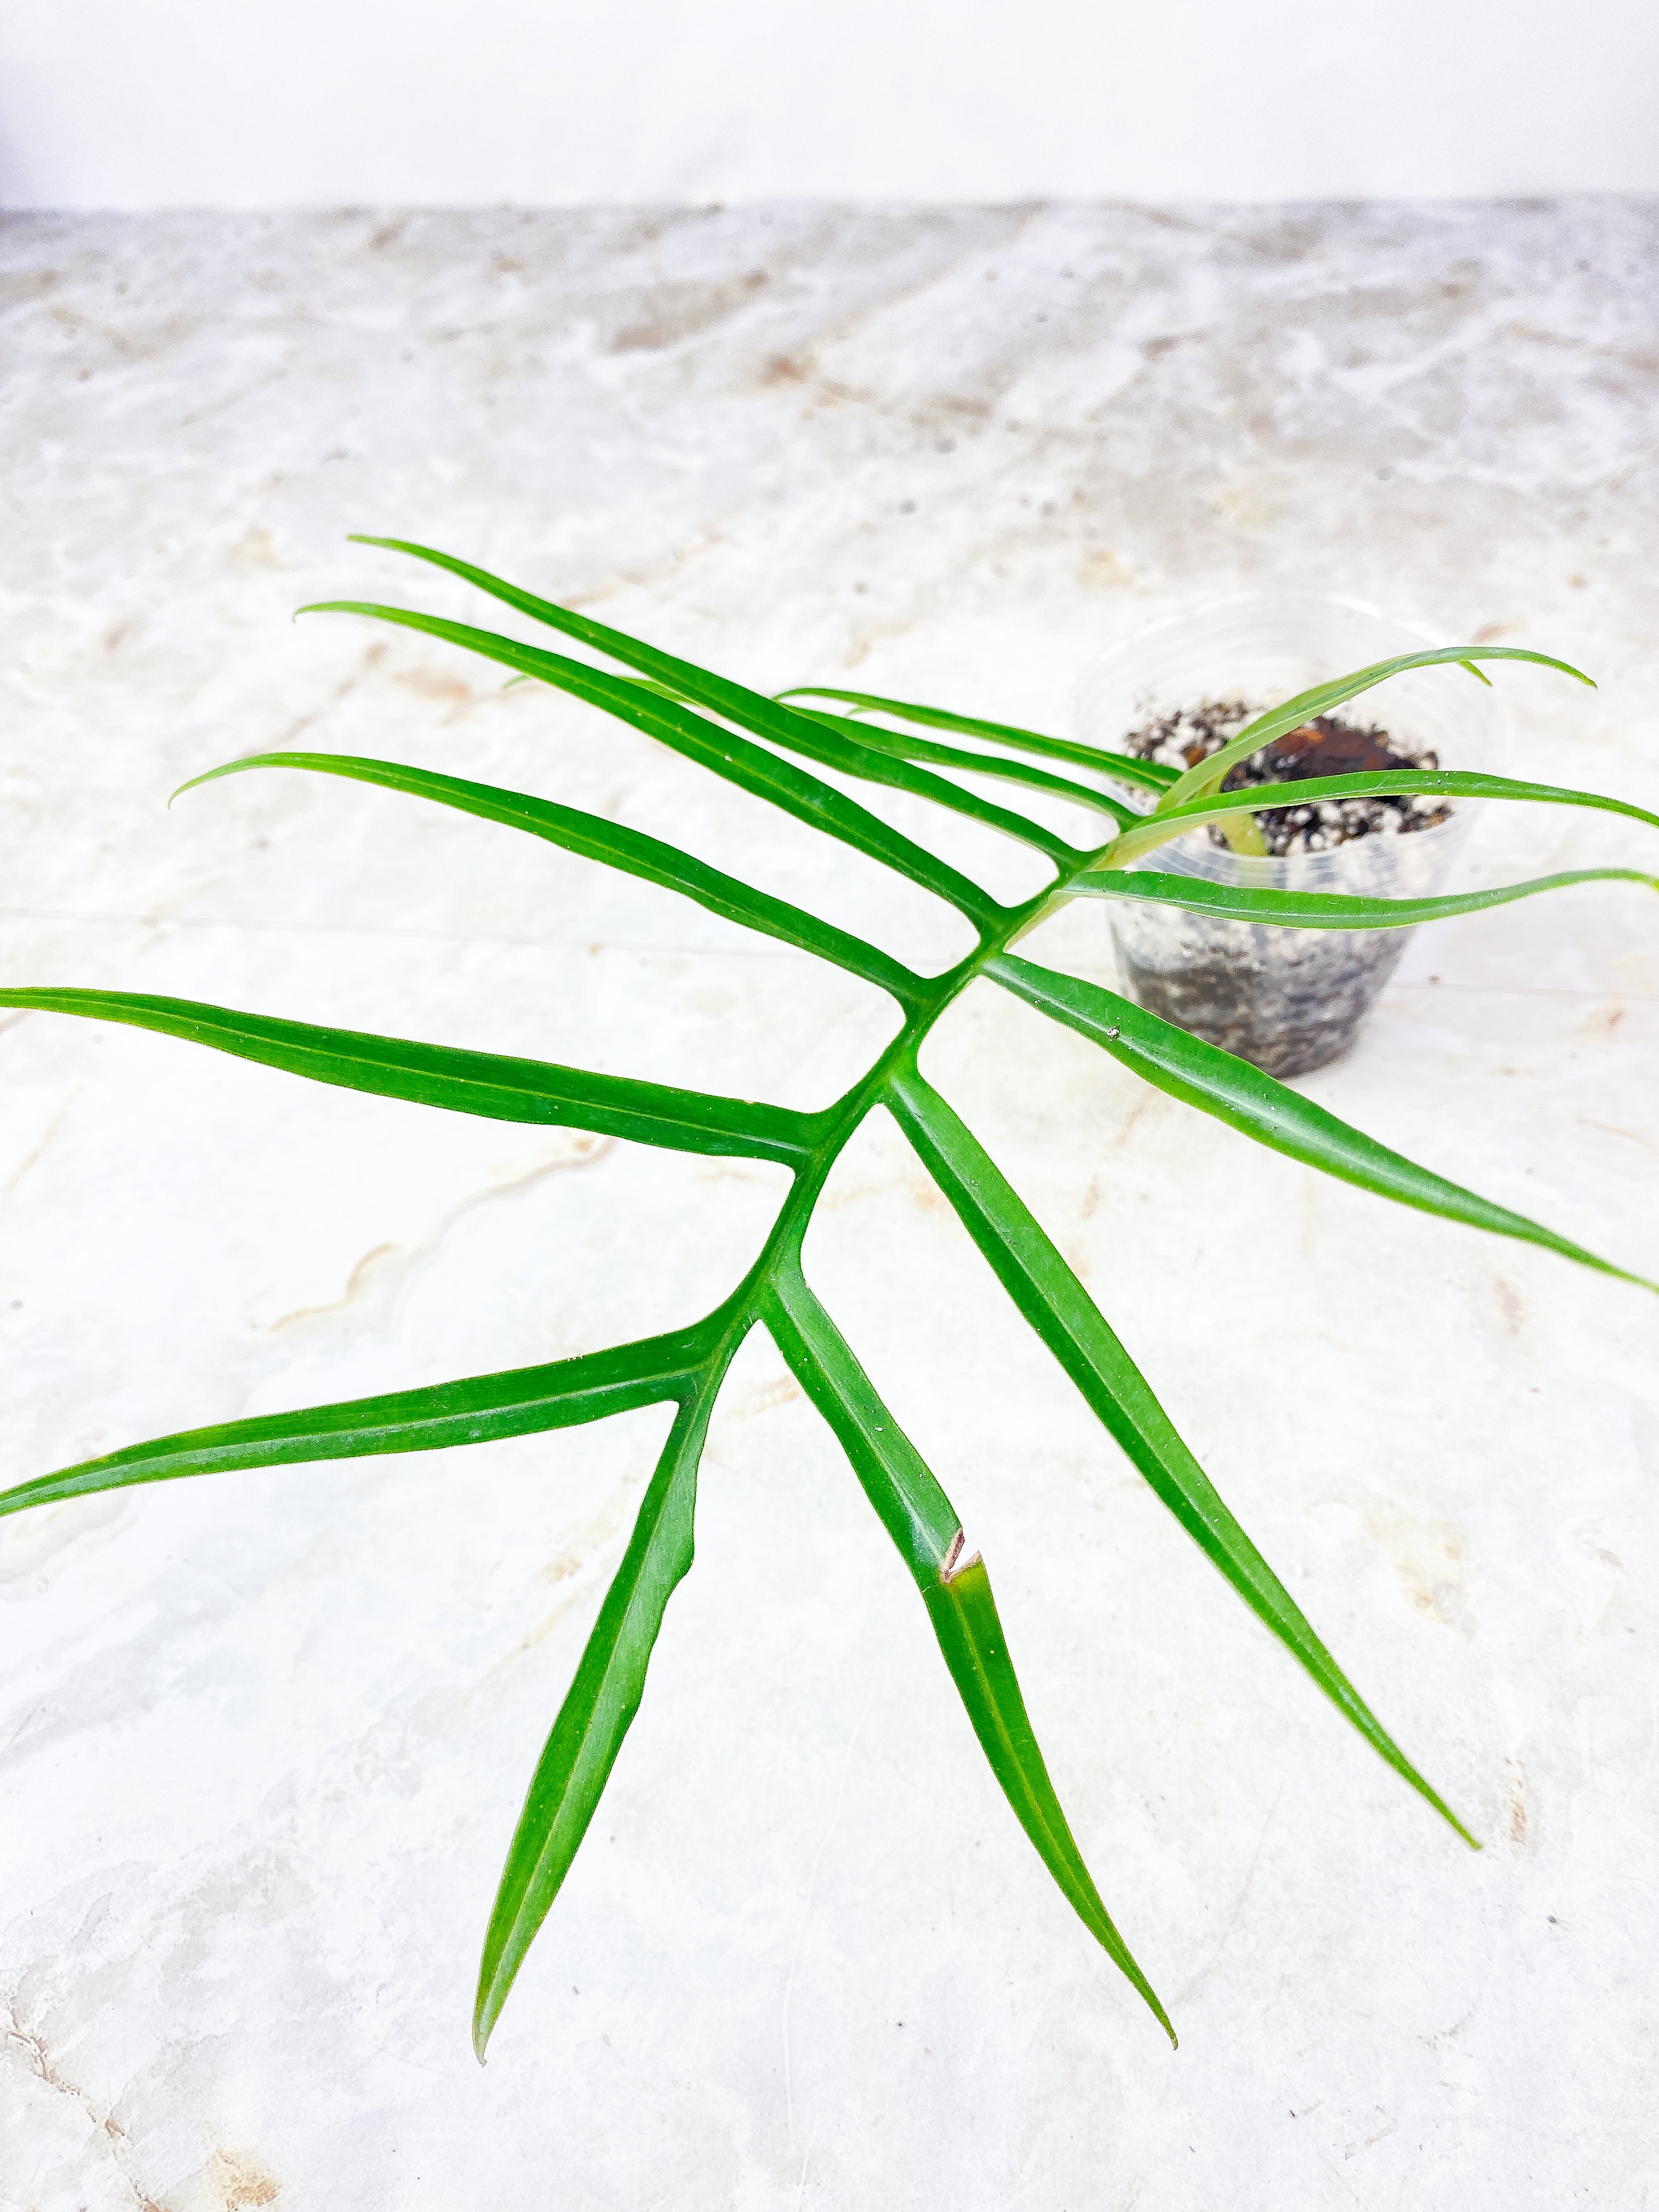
[724, 847, 1097, 1302]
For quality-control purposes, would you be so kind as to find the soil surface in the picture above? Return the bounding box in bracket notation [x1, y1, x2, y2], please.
[1120, 699, 1451, 856]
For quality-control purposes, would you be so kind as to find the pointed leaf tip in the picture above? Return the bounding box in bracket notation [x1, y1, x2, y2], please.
[471, 1383, 723, 2055]
[1156, 644, 1597, 813]
[885, 1061, 1476, 1849]
[985, 954, 1656, 1299]
[764, 1267, 1173, 2040]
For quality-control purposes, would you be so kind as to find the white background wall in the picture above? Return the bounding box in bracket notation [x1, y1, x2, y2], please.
[3, 0, 1657, 207]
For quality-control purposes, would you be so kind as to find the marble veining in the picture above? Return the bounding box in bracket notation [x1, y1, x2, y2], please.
[1, 201, 1656, 2210]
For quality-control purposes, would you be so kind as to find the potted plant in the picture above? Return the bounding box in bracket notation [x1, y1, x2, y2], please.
[3, 539, 1654, 2057]
[1069, 593, 1506, 1075]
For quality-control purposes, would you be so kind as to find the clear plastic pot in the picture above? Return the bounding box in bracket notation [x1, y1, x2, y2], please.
[1074, 594, 1509, 1079]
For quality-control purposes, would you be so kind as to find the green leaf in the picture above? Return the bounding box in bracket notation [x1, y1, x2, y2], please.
[776, 685, 1179, 794]
[783, 703, 1139, 833]
[177, 750, 924, 1007]
[0, 1318, 727, 1520]
[922, 1553, 1175, 2044]
[301, 597, 1002, 930]
[15, 538, 1636, 2047]
[763, 1259, 1174, 2040]
[337, 537, 1051, 888]
[0, 988, 821, 1167]
[987, 954, 1655, 1295]
[1100, 768, 1659, 871]
[475, 1361, 732, 2058]
[349, 538, 1084, 856]
[885, 1062, 1475, 1844]
[763, 1259, 960, 1580]
[623, 677, 1078, 864]
[1156, 646, 1595, 812]
[337, 538, 1116, 864]
[1067, 865, 1659, 930]
[755, 700, 1082, 862]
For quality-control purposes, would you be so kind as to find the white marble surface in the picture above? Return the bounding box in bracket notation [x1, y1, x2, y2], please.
[1, 202, 1657, 2210]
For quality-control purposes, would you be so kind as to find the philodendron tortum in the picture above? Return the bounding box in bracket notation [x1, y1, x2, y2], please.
[4, 539, 1654, 2055]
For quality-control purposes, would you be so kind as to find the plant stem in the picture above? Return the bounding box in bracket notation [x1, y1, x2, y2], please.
[738, 839, 1113, 1302]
